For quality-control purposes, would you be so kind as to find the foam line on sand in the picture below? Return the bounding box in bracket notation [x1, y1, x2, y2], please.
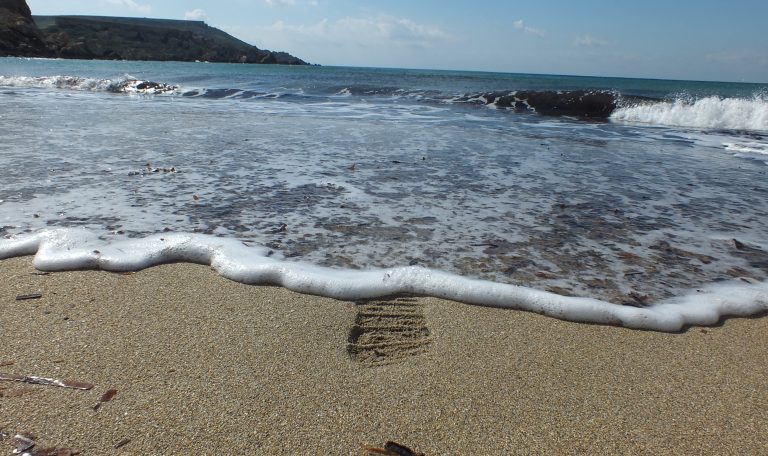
[2, 229, 768, 332]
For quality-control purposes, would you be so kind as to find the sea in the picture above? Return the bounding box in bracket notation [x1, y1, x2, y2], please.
[1, 57, 767, 331]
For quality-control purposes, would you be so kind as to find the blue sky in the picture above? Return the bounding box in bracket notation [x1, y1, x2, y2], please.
[27, 0, 768, 82]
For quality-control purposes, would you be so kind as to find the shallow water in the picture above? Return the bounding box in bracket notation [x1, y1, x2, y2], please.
[2, 58, 768, 312]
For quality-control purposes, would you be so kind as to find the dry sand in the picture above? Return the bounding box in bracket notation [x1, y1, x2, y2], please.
[1, 256, 766, 455]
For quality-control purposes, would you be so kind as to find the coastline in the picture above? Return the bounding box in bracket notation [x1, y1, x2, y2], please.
[2, 256, 766, 454]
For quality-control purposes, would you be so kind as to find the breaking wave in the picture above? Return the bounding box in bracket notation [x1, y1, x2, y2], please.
[0, 75, 632, 117]
[2, 73, 767, 130]
[2, 229, 767, 332]
[611, 96, 768, 132]
[186, 86, 632, 118]
[454, 90, 643, 118]
[0, 75, 178, 94]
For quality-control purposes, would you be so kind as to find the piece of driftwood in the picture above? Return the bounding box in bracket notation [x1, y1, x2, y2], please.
[113, 438, 131, 449]
[15, 293, 43, 301]
[0, 373, 93, 391]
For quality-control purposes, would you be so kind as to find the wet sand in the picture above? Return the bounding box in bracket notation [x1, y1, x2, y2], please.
[1, 256, 766, 454]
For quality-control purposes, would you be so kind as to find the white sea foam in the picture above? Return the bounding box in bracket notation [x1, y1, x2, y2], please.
[0, 75, 113, 91]
[2, 229, 766, 332]
[723, 141, 768, 155]
[4, 65, 768, 330]
[0, 75, 177, 95]
[611, 96, 768, 132]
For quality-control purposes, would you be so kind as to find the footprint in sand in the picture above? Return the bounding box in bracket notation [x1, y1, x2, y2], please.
[347, 297, 432, 366]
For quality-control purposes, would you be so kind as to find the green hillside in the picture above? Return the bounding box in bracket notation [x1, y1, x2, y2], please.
[33, 15, 307, 64]
[0, 0, 308, 64]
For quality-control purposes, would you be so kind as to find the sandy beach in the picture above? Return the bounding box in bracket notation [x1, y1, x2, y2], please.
[1, 256, 766, 454]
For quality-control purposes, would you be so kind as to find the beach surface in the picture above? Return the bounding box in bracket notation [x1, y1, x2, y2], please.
[1, 256, 766, 455]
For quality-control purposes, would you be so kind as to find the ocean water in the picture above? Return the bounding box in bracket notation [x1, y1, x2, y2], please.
[1, 57, 767, 330]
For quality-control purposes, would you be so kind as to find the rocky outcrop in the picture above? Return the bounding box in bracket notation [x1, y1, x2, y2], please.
[0, 0, 31, 17]
[0, 0, 52, 56]
[35, 15, 308, 64]
[0, 0, 308, 64]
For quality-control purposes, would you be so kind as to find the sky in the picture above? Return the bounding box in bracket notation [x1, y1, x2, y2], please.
[26, 0, 768, 83]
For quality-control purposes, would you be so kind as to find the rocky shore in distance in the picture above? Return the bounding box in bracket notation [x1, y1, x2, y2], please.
[0, 0, 51, 56]
[0, 0, 308, 64]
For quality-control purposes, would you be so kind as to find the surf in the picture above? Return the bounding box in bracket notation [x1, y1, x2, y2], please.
[0, 74, 178, 94]
[611, 95, 768, 132]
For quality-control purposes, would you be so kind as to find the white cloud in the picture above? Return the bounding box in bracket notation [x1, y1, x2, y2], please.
[242, 15, 451, 49]
[513, 19, 545, 37]
[103, 0, 152, 14]
[336, 16, 450, 45]
[221, 15, 452, 67]
[184, 8, 208, 21]
[574, 34, 608, 47]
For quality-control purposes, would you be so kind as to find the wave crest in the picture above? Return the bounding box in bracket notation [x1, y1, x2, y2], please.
[0, 75, 178, 95]
[4, 73, 767, 131]
[611, 96, 768, 132]
[457, 90, 628, 118]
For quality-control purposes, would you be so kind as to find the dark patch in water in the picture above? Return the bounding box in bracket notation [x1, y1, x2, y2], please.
[455, 90, 657, 118]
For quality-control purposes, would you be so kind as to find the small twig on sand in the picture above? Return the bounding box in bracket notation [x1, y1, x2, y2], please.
[15, 293, 43, 301]
[114, 438, 131, 449]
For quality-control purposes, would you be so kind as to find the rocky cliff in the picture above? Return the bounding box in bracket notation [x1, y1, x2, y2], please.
[0, 0, 52, 56]
[0, 0, 307, 64]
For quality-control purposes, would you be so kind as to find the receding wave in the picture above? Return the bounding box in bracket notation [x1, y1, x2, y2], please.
[2, 229, 767, 332]
[611, 96, 768, 132]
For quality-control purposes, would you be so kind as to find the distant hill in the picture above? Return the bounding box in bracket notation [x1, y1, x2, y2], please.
[0, 0, 308, 64]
